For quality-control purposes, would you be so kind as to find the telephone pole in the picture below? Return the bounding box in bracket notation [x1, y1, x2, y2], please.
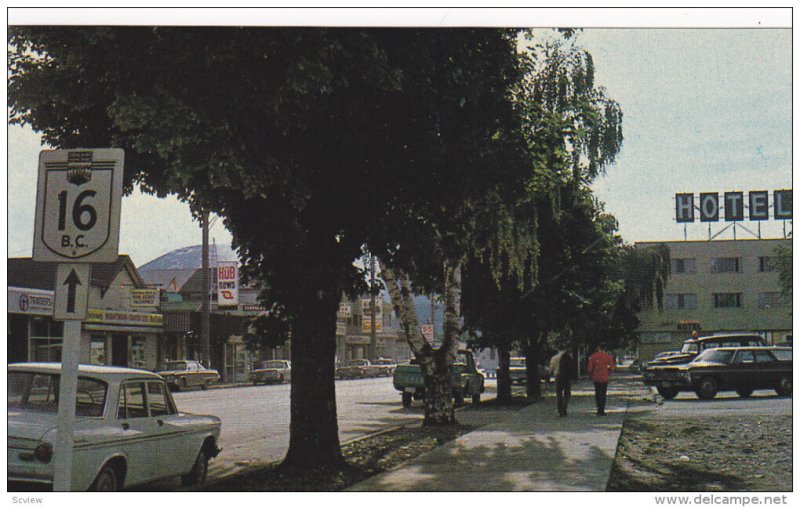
[200, 209, 211, 367]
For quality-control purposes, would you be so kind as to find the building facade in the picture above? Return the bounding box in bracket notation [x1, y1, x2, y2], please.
[635, 239, 792, 361]
[8, 256, 164, 369]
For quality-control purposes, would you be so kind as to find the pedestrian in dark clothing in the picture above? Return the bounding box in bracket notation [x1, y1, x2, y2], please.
[587, 343, 615, 416]
[549, 347, 573, 416]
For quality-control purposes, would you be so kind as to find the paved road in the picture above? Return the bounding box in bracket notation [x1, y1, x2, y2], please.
[649, 387, 791, 417]
[172, 376, 446, 480]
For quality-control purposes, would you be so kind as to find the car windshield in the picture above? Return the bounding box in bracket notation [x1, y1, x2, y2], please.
[693, 349, 734, 364]
[680, 342, 699, 354]
[510, 359, 526, 367]
[8, 372, 107, 417]
[262, 361, 285, 369]
[157, 361, 187, 371]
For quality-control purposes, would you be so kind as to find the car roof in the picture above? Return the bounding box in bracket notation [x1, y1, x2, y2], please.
[9, 362, 161, 378]
[705, 346, 791, 352]
[685, 334, 763, 344]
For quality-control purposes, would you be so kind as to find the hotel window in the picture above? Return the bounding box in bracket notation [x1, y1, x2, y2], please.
[758, 256, 775, 272]
[711, 257, 741, 273]
[757, 292, 786, 309]
[713, 293, 742, 308]
[665, 293, 698, 310]
[671, 258, 696, 274]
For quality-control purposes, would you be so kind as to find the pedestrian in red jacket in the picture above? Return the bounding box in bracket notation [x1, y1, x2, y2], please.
[587, 343, 615, 415]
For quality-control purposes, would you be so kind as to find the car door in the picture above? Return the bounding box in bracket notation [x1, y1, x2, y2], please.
[146, 380, 197, 477]
[117, 380, 161, 484]
[730, 350, 757, 391]
[753, 350, 780, 390]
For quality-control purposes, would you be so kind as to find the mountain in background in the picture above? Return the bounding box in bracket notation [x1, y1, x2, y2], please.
[138, 243, 238, 271]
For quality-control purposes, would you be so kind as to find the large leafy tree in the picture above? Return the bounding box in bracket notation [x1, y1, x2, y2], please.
[9, 27, 532, 465]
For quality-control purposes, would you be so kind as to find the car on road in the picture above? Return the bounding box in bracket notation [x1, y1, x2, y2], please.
[251, 360, 291, 385]
[155, 360, 220, 391]
[392, 350, 485, 407]
[372, 358, 398, 376]
[336, 359, 378, 379]
[644, 347, 792, 400]
[8, 363, 221, 491]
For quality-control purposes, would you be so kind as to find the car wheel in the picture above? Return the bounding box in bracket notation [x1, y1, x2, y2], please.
[90, 463, 120, 491]
[472, 392, 481, 404]
[656, 386, 679, 400]
[181, 447, 209, 488]
[179, 377, 188, 392]
[776, 375, 792, 397]
[200, 382, 208, 390]
[736, 387, 754, 398]
[402, 392, 413, 408]
[454, 391, 464, 407]
[695, 377, 718, 400]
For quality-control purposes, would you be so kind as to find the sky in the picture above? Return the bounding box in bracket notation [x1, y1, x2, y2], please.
[5, 9, 794, 269]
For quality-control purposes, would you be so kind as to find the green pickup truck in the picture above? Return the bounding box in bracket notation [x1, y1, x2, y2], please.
[392, 350, 485, 407]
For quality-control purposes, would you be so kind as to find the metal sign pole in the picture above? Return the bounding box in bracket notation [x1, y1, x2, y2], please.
[52, 320, 81, 491]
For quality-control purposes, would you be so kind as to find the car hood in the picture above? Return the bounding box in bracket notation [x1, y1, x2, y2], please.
[254, 368, 283, 373]
[8, 409, 59, 442]
[647, 354, 695, 367]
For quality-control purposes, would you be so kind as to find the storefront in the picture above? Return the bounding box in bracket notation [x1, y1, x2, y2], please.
[83, 309, 164, 369]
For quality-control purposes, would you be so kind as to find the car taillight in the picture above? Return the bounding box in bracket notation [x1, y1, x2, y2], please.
[34, 443, 53, 463]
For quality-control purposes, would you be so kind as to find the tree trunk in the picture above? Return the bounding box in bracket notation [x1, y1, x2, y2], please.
[525, 345, 543, 401]
[496, 344, 512, 402]
[282, 264, 345, 470]
[381, 260, 460, 426]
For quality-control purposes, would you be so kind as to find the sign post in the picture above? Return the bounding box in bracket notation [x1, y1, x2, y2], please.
[33, 148, 123, 491]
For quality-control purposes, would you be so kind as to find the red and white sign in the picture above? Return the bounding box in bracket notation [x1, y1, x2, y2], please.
[421, 324, 434, 343]
[217, 261, 239, 307]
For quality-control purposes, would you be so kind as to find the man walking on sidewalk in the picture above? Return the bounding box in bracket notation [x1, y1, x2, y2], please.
[587, 343, 615, 416]
[549, 346, 573, 417]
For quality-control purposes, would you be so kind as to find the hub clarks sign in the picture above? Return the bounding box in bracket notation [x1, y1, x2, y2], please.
[675, 190, 792, 223]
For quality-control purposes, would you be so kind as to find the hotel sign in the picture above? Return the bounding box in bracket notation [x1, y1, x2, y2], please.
[676, 190, 792, 223]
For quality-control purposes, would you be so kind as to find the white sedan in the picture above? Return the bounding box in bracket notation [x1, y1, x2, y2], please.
[8, 363, 221, 491]
[251, 360, 291, 385]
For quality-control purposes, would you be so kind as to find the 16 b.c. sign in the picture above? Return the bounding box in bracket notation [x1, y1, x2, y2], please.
[675, 190, 792, 223]
[33, 149, 124, 263]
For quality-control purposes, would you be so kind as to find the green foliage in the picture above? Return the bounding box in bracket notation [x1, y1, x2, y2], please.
[774, 242, 792, 301]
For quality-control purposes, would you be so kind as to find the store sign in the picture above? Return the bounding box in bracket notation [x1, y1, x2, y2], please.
[131, 289, 160, 307]
[86, 308, 163, 327]
[676, 190, 792, 223]
[241, 304, 267, 313]
[217, 261, 239, 307]
[337, 303, 352, 319]
[361, 298, 383, 333]
[8, 287, 54, 315]
[640, 332, 672, 344]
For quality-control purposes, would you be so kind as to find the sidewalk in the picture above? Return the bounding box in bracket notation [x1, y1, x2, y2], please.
[347, 375, 653, 492]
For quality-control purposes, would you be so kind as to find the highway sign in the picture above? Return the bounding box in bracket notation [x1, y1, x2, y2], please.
[53, 264, 91, 320]
[33, 148, 124, 263]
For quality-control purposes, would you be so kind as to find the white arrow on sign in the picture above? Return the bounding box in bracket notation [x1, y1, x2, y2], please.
[53, 264, 91, 321]
[33, 148, 124, 263]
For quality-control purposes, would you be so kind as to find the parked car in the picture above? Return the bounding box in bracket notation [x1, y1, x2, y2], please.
[372, 358, 397, 376]
[644, 347, 792, 400]
[155, 360, 220, 391]
[509, 357, 527, 384]
[392, 350, 485, 407]
[8, 363, 221, 491]
[644, 334, 766, 370]
[336, 359, 376, 379]
[251, 360, 291, 385]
